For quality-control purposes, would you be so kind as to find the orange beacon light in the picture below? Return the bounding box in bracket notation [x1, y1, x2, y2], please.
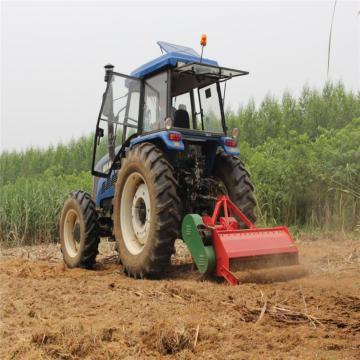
[200, 34, 207, 47]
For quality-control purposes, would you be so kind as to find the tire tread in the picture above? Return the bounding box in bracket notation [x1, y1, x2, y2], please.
[214, 151, 257, 224]
[61, 191, 100, 268]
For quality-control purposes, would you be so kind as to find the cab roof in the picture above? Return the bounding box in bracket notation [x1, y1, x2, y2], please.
[130, 41, 218, 78]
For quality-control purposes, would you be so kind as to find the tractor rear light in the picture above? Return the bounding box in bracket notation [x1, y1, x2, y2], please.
[168, 132, 182, 142]
[225, 138, 237, 147]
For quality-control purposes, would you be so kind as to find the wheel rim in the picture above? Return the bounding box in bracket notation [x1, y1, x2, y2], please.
[120, 172, 151, 255]
[63, 209, 81, 258]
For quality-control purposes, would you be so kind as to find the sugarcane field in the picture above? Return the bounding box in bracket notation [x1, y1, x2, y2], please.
[1, 1, 359, 359]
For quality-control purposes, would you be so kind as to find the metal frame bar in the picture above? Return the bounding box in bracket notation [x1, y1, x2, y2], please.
[209, 195, 255, 229]
[197, 87, 205, 131]
[138, 80, 145, 135]
[174, 62, 249, 79]
[216, 81, 227, 135]
[166, 68, 172, 118]
[189, 89, 197, 130]
[99, 117, 138, 129]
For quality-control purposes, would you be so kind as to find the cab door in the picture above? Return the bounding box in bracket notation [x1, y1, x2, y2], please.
[92, 72, 142, 177]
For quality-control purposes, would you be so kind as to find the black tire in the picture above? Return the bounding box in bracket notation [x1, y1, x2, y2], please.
[60, 191, 100, 268]
[113, 142, 181, 278]
[213, 151, 257, 224]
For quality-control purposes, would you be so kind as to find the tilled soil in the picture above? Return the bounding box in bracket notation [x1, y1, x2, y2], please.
[0, 238, 359, 359]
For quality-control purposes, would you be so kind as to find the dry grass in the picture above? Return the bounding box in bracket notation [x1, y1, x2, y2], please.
[143, 320, 198, 355]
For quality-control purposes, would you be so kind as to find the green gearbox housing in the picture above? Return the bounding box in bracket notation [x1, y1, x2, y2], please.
[181, 214, 216, 274]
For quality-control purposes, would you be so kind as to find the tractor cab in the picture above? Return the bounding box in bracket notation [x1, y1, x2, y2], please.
[92, 41, 248, 177]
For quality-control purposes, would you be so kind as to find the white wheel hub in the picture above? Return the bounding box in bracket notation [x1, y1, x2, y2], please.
[63, 209, 81, 258]
[120, 172, 151, 255]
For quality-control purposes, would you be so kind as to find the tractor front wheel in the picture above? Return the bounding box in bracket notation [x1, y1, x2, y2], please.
[60, 191, 100, 268]
[113, 142, 181, 278]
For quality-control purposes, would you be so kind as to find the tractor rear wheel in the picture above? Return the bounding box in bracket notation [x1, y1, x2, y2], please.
[113, 142, 181, 278]
[60, 191, 100, 268]
[213, 152, 257, 224]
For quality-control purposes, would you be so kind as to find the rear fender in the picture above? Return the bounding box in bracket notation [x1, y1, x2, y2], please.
[129, 130, 185, 151]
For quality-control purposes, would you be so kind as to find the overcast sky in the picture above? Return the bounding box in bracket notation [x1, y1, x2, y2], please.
[1, 0, 359, 152]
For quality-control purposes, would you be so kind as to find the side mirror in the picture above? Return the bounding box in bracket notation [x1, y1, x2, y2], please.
[97, 127, 104, 137]
[96, 127, 104, 145]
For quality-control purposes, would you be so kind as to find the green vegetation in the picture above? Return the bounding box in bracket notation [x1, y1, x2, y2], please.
[0, 172, 92, 246]
[228, 82, 360, 232]
[0, 82, 359, 246]
[243, 119, 360, 231]
[0, 135, 94, 183]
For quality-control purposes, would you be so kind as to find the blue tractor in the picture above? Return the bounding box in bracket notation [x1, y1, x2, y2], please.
[59, 41, 257, 279]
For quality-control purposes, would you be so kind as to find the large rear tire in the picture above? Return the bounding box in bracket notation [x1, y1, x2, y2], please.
[60, 191, 100, 268]
[113, 142, 181, 278]
[213, 151, 257, 224]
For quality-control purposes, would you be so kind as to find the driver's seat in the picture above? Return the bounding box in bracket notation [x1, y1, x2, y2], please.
[174, 108, 190, 129]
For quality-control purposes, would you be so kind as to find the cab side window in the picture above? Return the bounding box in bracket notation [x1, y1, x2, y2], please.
[143, 73, 167, 131]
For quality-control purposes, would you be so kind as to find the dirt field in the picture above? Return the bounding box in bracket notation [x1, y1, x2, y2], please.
[1, 236, 359, 360]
